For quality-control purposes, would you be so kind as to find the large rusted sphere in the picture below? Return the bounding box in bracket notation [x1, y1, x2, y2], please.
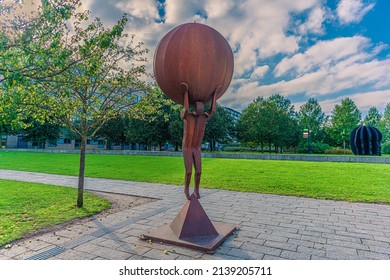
[154, 23, 234, 105]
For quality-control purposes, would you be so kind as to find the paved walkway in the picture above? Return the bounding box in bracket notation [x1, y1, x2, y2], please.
[1, 170, 390, 260]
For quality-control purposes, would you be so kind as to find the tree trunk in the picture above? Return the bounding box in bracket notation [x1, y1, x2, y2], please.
[77, 112, 87, 208]
[77, 134, 86, 208]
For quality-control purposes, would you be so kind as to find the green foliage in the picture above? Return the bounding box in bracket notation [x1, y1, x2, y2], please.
[381, 143, 390, 154]
[327, 98, 361, 148]
[96, 117, 128, 149]
[20, 119, 61, 147]
[1, 1, 150, 207]
[126, 116, 168, 148]
[0, 179, 110, 247]
[222, 144, 252, 152]
[167, 106, 183, 151]
[377, 103, 390, 143]
[237, 95, 300, 152]
[126, 87, 175, 149]
[298, 142, 331, 154]
[364, 107, 381, 127]
[204, 105, 236, 151]
[298, 98, 327, 142]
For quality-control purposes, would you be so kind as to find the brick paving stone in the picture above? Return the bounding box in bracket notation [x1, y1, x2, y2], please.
[287, 239, 314, 248]
[335, 230, 374, 240]
[142, 249, 180, 260]
[325, 251, 362, 260]
[241, 243, 282, 257]
[280, 250, 311, 260]
[74, 243, 132, 260]
[326, 239, 368, 251]
[54, 250, 99, 260]
[262, 255, 286, 260]
[297, 246, 326, 258]
[357, 250, 390, 260]
[226, 248, 264, 260]
[264, 241, 298, 252]
[314, 243, 357, 256]
[367, 245, 390, 255]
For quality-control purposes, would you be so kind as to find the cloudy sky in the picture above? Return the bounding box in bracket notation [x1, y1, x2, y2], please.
[80, 0, 389, 115]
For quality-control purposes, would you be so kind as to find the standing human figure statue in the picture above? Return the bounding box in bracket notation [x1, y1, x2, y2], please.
[180, 82, 222, 200]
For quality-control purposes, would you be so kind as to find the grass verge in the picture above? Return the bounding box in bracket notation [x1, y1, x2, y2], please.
[0, 179, 110, 247]
[0, 151, 389, 203]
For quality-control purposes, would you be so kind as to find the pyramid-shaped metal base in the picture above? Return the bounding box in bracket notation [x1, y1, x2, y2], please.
[142, 194, 236, 253]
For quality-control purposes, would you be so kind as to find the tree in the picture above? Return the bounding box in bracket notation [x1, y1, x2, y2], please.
[6, 9, 149, 207]
[126, 86, 175, 150]
[20, 119, 61, 148]
[378, 103, 390, 143]
[328, 98, 361, 148]
[237, 95, 299, 153]
[48, 15, 148, 208]
[364, 107, 381, 127]
[204, 105, 235, 151]
[0, 0, 82, 83]
[1, 1, 152, 207]
[268, 94, 300, 152]
[298, 98, 327, 142]
[1, 1, 84, 133]
[97, 116, 128, 150]
[237, 97, 268, 151]
[168, 105, 183, 151]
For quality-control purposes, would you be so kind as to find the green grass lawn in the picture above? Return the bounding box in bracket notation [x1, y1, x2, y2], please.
[1, 151, 389, 203]
[0, 179, 110, 247]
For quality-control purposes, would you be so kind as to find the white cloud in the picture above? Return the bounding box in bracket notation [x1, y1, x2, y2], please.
[204, 0, 235, 18]
[317, 90, 390, 115]
[70, 0, 387, 114]
[275, 36, 371, 77]
[250, 65, 270, 80]
[337, 0, 375, 24]
[115, 0, 159, 23]
[298, 6, 326, 35]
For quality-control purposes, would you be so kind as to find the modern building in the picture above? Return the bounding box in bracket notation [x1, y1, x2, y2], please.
[223, 107, 241, 121]
[1, 134, 148, 151]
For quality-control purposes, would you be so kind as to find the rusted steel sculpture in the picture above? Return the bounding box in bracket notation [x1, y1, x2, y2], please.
[153, 22, 234, 106]
[350, 125, 382, 156]
[142, 23, 235, 253]
[154, 22, 234, 200]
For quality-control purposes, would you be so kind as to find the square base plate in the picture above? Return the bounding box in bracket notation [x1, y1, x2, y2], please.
[142, 222, 236, 254]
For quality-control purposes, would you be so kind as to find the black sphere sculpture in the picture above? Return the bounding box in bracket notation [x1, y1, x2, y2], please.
[350, 126, 382, 156]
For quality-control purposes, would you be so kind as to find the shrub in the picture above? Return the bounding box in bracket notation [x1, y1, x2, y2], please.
[222, 145, 252, 152]
[382, 143, 390, 154]
[324, 147, 353, 155]
[298, 142, 331, 154]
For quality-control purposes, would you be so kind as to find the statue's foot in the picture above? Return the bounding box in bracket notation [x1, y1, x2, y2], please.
[193, 189, 201, 199]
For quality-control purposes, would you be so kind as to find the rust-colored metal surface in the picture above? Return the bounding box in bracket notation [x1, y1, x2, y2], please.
[142, 195, 236, 253]
[170, 194, 218, 239]
[142, 23, 236, 253]
[154, 22, 234, 105]
[180, 82, 221, 200]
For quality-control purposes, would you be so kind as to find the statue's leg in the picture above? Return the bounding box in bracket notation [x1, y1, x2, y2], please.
[183, 148, 192, 200]
[193, 148, 202, 199]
